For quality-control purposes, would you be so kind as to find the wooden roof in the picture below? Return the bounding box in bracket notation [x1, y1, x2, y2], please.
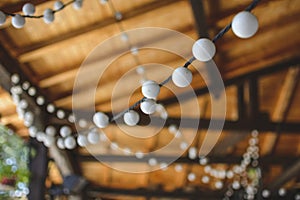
[0, 0, 300, 199]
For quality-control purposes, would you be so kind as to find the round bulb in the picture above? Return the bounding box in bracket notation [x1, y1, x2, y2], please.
[22, 81, 30, 90]
[232, 11, 259, 39]
[73, 0, 83, 10]
[140, 99, 156, 114]
[232, 180, 240, 190]
[29, 126, 37, 138]
[45, 126, 56, 136]
[148, 158, 157, 166]
[47, 104, 55, 113]
[215, 181, 223, 189]
[28, 87, 36, 96]
[87, 130, 100, 144]
[54, 1, 64, 10]
[44, 135, 55, 147]
[36, 96, 45, 105]
[175, 164, 183, 172]
[192, 38, 216, 62]
[188, 147, 197, 159]
[12, 14, 25, 29]
[22, 3, 35, 16]
[19, 99, 28, 109]
[60, 126, 72, 137]
[172, 67, 193, 87]
[278, 188, 286, 197]
[180, 142, 188, 150]
[43, 9, 55, 24]
[64, 136, 76, 149]
[187, 173, 196, 182]
[56, 109, 65, 119]
[36, 132, 46, 142]
[56, 138, 65, 149]
[93, 112, 109, 128]
[77, 134, 88, 147]
[142, 80, 160, 99]
[0, 11, 6, 25]
[11, 74, 20, 84]
[124, 110, 140, 126]
[135, 151, 144, 159]
[115, 12, 123, 21]
[78, 119, 88, 128]
[262, 189, 270, 198]
[201, 175, 210, 184]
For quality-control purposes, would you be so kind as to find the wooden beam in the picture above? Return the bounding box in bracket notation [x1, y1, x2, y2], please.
[189, 0, 209, 38]
[0, 0, 48, 13]
[260, 67, 300, 155]
[268, 159, 300, 191]
[78, 154, 296, 166]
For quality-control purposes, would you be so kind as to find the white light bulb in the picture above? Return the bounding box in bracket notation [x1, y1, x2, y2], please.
[28, 87, 36, 96]
[11, 74, 20, 84]
[87, 130, 100, 144]
[0, 11, 6, 25]
[148, 158, 157, 166]
[22, 82, 30, 90]
[201, 175, 210, 183]
[199, 157, 208, 165]
[47, 104, 55, 113]
[56, 138, 65, 149]
[64, 136, 76, 149]
[24, 111, 34, 122]
[36, 96, 45, 105]
[68, 114, 76, 123]
[115, 12, 123, 21]
[232, 11, 259, 39]
[43, 9, 55, 24]
[36, 132, 46, 142]
[142, 80, 160, 99]
[172, 67, 193, 87]
[215, 181, 223, 189]
[60, 126, 72, 137]
[12, 14, 25, 29]
[174, 164, 183, 172]
[232, 180, 240, 190]
[192, 38, 216, 62]
[29, 126, 37, 138]
[44, 135, 55, 147]
[19, 99, 28, 109]
[278, 188, 286, 196]
[22, 3, 35, 16]
[187, 173, 196, 181]
[73, 0, 83, 10]
[93, 112, 109, 128]
[168, 124, 177, 134]
[100, 0, 108, 5]
[180, 142, 188, 150]
[140, 99, 156, 114]
[188, 147, 197, 159]
[54, 1, 64, 10]
[124, 110, 140, 126]
[56, 109, 65, 119]
[45, 126, 56, 136]
[262, 189, 270, 198]
[77, 134, 88, 147]
[135, 151, 144, 159]
[78, 119, 88, 128]
[136, 66, 145, 74]
[226, 170, 234, 179]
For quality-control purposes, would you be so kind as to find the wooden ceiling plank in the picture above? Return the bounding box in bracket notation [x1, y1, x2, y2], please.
[15, 0, 182, 62]
[260, 66, 300, 155]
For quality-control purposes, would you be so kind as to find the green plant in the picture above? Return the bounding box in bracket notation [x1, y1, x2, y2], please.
[0, 125, 30, 198]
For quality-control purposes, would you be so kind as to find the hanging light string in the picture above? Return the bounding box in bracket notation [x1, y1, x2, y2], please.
[0, 0, 84, 28]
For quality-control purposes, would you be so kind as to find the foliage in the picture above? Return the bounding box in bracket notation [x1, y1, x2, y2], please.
[0, 125, 30, 198]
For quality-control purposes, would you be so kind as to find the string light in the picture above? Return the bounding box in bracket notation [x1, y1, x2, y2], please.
[7, 0, 283, 196]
